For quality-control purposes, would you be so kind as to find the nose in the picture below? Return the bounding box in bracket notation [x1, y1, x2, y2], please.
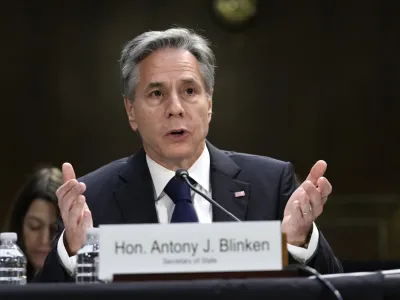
[39, 227, 52, 247]
[165, 90, 185, 118]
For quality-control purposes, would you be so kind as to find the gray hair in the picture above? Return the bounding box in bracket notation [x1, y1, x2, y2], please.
[120, 28, 216, 101]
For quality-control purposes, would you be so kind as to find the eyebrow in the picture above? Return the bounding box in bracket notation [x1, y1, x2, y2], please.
[144, 78, 200, 93]
[144, 82, 164, 93]
[181, 78, 198, 85]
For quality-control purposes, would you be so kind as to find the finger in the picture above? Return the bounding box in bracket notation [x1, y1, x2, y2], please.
[303, 180, 323, 216]
[305, 160, 327, 186]
[285, 186, 306, 213]
[62, 163, 76, 183]
[285, 184, 303, 209]
[56, 179, 79, 203]
[317, 177, 332, 200]
[68, 195, 86, 226]
[299, 190, 313, 223]
[290, 200, 304, 226]
[62, 182, 86, 214]
[79, 209, 93, 229]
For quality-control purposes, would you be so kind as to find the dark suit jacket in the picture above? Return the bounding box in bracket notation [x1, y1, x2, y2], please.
[35, 142, 342, 282]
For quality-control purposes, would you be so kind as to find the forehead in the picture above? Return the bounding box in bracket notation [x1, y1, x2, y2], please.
[138, 48, 202, 84]
[25, 199, 57, 219]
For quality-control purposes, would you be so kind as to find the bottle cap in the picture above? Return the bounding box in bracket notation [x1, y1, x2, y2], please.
[86, 227, 100, 236]
[0, 232, 17, 241]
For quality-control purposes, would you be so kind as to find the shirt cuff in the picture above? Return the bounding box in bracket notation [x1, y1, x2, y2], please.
[57, 230, 77, 276]
[287, 222, 319, 263]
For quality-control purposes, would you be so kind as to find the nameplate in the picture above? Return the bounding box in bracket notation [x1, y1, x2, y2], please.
[98, 221, 282, 281]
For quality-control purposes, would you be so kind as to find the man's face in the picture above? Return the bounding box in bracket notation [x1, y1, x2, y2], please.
[124, 48, 212, 168]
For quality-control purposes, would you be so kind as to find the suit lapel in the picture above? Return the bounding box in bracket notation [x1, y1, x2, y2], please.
[112, 142, 250, 224]
[207, 142, 250, 222]
[113, 147, 158, 224]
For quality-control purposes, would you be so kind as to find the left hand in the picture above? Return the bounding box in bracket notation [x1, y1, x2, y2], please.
[282, 160, 332, 247]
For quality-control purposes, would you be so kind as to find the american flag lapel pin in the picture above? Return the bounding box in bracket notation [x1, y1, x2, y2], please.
[234, 191, 246, 198]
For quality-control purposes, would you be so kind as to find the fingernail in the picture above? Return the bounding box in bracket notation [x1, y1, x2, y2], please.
[301, 205, 310, 213]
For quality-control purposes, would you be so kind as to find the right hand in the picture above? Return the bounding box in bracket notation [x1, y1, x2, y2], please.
[57, 163, 93, 255]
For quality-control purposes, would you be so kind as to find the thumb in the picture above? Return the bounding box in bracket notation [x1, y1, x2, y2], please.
[305, 160, 327, 185]
[62, 162, 76, 183]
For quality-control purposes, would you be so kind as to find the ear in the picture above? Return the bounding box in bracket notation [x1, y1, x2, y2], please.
[207, 89, 213, 122]
[124, 97, 138, 131]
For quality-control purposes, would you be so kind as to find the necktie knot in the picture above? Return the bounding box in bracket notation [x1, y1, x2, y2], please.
[164, 177, 191, 204]
[164, 177, 198, 223]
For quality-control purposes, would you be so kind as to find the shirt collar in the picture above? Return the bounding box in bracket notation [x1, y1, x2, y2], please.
[146, 145, 210, 200]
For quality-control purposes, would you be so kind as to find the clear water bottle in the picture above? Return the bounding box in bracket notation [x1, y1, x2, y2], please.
[0, 232, 27, 285]
[75, 227, 100, 284]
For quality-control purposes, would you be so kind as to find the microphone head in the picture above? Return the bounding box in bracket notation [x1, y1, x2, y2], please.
[175, 168, 189, 180]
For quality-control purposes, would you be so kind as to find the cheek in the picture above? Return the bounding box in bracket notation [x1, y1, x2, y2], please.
[197, 106, 211, 125]
[137, 112, 162, 133]
[22, 227, 36, 251]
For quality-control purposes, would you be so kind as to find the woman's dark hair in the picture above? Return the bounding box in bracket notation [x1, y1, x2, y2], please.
[5, 165, 63, 281]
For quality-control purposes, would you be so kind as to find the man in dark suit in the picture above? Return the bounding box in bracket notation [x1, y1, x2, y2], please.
[36, 27, 342, 282]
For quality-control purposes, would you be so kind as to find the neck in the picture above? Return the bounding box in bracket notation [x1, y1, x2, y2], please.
[145, 142, 205, 171]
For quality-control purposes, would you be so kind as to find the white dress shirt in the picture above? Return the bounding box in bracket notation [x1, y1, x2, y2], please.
[57, 145, 319, 274]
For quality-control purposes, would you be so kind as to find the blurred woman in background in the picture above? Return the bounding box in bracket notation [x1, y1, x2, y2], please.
[5, 166, 62, 281]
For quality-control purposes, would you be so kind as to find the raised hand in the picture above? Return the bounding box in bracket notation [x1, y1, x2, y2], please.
[281, 160, 332, 247]
[56, 163, 93, 255]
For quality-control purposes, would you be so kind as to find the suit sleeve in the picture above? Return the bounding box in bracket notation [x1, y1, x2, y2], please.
[278, 162, 343, 274]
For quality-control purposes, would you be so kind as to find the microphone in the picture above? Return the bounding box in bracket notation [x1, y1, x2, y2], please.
[175, 169, 241, 222]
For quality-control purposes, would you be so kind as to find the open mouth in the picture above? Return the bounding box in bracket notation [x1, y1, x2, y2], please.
[167, 129, 187, 137]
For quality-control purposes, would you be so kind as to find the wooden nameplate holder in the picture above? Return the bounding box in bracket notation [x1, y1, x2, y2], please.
[113, 233, 301, 282]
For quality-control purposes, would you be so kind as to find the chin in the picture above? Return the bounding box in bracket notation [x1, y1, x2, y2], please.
[162, 144, 197, 160]
[30, 256, 45, 270]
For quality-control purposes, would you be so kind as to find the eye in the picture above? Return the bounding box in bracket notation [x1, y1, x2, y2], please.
[185, 88, 194, 95]
[28, 224, 42, 231]
[150, 90, 163, 97]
